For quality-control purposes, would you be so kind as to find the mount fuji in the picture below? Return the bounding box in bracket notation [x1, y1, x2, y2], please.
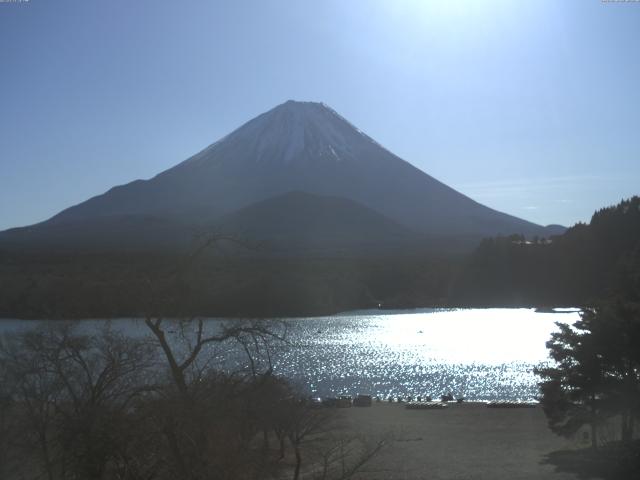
[0, 100, 563, 253]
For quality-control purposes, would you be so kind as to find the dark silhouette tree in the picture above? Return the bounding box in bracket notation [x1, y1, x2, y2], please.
[536, 301, 640, 449]
[535, 315, 606, 449]
[583, 302, 640, 443]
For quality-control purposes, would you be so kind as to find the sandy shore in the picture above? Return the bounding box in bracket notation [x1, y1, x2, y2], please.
[338, 402, 584, 480]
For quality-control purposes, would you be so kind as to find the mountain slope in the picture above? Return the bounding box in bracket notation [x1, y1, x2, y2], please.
[215, 191, 421, 254]
[0, 214, 196, 252]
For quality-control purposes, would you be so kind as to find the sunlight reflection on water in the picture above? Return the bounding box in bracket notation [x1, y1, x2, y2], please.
[0, 308, 579, 401]
[272, 308, 579, 401]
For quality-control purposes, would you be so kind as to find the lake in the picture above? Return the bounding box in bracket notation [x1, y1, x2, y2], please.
[0, 308, 579, 401]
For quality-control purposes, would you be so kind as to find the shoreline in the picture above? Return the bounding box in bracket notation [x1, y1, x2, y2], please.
[0, 304, 581, 322]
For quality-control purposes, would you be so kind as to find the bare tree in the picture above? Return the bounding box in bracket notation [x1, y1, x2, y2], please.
[310, 433, 388, 480]
[0, 323, 156, 480]
[276, 399, 388, 480]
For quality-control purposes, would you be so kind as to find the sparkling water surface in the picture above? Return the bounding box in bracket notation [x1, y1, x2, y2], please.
[0, 308, 579, 401]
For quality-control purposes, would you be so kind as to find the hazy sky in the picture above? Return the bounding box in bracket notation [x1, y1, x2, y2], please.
[1, 0, 639, 230]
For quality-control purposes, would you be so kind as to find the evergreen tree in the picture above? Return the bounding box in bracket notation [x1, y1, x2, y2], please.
[535, 315, 606, 449]
[585, 302, 640, 443]
[536, 302, 640, 448]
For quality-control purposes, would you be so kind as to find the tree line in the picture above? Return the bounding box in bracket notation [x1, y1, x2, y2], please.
[452, 196, 640, 306]
[0, 251, 456, 319]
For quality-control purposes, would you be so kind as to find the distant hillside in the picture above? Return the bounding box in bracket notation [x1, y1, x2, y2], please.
[0, 214, 196, 253]
[452, 196, 640, 306]
[215, 191, 421, 255]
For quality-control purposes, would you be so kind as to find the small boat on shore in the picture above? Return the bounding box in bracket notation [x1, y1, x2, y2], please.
[405, 401, 448, 410]
[486, 400, 537, 408]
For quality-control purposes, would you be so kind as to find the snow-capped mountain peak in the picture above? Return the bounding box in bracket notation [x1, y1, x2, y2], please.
[32, 100, 554, 241]
[182, 100, 383, 168]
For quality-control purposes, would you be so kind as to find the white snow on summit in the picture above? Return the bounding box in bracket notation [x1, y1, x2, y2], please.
[181, 100, 386, 168]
